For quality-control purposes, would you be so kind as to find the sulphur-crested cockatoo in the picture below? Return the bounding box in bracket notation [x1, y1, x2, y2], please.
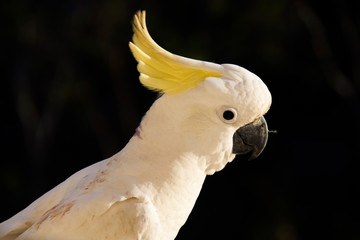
[0, 11, 271, 240]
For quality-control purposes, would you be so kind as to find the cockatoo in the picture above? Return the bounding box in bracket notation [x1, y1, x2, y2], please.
[0, 11, 271, 240]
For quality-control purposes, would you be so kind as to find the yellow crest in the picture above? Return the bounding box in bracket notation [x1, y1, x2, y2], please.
[129, 11, 223, 94]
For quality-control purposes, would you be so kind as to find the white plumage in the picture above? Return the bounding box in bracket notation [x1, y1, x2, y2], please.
[0, 11, 271, 240]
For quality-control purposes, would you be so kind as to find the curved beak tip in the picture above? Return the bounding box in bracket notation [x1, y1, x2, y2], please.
[232, 116, 268, 161]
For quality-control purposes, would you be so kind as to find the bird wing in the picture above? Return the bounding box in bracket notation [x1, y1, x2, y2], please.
[0, 160, 156, 240]
[0, 177, 75, 240]
[14, 195, 159, 240]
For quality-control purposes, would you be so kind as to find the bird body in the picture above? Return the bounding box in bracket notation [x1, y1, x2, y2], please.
[0, 11, 272, 240]
[1, 138, 206, 240]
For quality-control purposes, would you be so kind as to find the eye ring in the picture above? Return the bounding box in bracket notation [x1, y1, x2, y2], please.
[220, 107, 238, 124]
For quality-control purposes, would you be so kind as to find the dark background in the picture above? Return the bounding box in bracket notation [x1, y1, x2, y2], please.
[1, 0, 360, 239]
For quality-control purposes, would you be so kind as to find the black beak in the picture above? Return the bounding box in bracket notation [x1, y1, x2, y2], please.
[232, 116, 268, 161]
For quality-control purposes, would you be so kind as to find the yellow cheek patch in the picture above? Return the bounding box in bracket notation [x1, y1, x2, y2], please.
[129, 11, 222, 94]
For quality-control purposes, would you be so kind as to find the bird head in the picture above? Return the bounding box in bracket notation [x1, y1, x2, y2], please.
[129, 11, 271, 174]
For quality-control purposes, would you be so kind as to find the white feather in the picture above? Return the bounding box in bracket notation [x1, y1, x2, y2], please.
[0, 12, 271, 240]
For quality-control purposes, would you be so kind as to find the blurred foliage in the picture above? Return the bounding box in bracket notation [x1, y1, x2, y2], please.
[1, 0, 360, 239]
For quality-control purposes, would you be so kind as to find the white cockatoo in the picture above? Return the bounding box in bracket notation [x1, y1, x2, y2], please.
[0, 11, 271, 240]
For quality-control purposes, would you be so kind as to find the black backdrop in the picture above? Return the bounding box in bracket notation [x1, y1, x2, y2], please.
[1, 0, 359, 239]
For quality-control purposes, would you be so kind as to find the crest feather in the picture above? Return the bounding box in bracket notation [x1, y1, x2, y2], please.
[129, 11, 223, 94]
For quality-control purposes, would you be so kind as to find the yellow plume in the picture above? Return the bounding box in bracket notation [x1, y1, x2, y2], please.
[129, 11, 223, 94]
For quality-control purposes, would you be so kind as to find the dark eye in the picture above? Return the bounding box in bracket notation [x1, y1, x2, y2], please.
[220, 107, 238, 123]
[223, 110, 235, 120]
